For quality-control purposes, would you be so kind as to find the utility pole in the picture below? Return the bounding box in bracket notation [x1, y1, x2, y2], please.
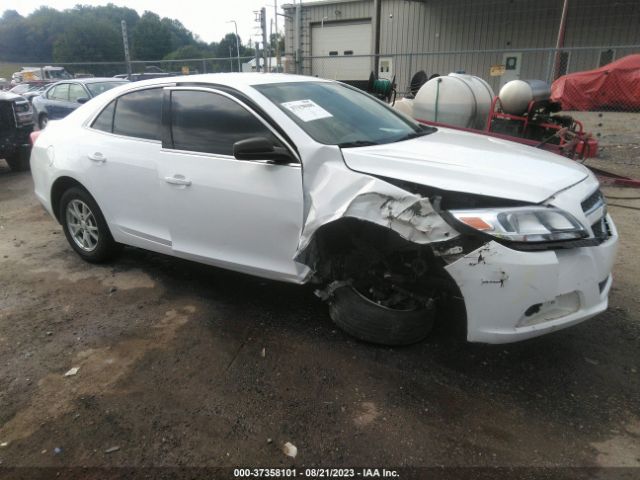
[260, 7, 268, 73]
[269, 18, 274, 71]
[120, 20, 132, 79]
[227, 20, 241, 72]
[255, 41, 261, 72]
[274, 0, 280, 70]
[553, 0, 569, 80]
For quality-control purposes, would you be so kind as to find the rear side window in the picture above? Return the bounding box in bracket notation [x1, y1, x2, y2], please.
[91, 101, 115, 132]
[112, 88, 162, 141]
[169, 90, 279, 155]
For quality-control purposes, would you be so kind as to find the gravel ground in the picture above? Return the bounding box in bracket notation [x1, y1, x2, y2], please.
[0, 153, 639, 474]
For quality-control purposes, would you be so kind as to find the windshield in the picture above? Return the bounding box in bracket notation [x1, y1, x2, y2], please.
[86, 81, 128, 97]
[10, 84, 30, 94]
[48, 69, 72, 79]
[254, 81, 434, 147]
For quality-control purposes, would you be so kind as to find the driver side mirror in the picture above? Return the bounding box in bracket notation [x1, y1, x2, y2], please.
[77, 97, 89, 104]
[233, 137, 294, 164]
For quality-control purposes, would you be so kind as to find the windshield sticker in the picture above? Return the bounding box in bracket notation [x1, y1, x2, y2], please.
[281, 99, 333, 122]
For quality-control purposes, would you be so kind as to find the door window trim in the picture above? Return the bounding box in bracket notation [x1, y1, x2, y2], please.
[85, 83, 176, 143]
[161, 86, 300, 164]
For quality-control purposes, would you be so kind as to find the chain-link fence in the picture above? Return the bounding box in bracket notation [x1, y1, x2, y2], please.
[298, 46, 639, 99]
[6, 56, 259, 81]
[297, 46, 640, 148]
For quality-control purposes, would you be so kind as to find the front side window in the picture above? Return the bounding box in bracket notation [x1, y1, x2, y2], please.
[112, 88, 162, 141]
[86, 81, 128, 97]
[254, 81, 431, 147]
[168, 90, 280, 156]
[48, 83, 69, 101]
[68, 83, 88, 102]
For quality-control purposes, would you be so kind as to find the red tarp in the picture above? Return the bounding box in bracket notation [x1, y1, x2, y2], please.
[551, 54, 640, 111]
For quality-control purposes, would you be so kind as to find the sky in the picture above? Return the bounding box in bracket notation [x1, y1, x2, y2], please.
[2, 0, 316, 46]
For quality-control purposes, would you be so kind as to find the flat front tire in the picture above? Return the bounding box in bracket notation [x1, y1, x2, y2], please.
[329, 286, 435, 346]
[59, 187, 119, 263]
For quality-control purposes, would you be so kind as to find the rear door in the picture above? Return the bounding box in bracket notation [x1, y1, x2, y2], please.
[157, 87, 305, 281]
[80, 87, 171, 253]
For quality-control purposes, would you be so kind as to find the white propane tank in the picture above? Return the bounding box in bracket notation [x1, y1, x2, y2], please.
[392, 97, 415, 118]
[499, 80, 551, 115]
[412, 73, 495, 130]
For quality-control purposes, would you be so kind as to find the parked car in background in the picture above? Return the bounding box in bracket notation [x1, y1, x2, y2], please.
[0, 91, 34, 171]
[30, 74, 618, 346]
[32, 78, 129, 129]
[9, 82, 49, 103]
[11, 66, 72, 85]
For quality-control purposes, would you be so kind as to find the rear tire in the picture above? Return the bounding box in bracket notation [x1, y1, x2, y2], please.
[329, 286, 435, 346]
[59, 187, 119, 263]
[5, 150, 30, 172]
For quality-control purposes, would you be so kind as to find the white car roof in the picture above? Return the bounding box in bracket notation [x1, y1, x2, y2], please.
[127, 73, 332, 90]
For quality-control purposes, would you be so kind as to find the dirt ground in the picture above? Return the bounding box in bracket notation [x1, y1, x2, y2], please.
[0, 147, 639, 475]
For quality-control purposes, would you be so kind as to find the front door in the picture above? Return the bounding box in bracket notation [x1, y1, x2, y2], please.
[157, 88, 305, 282]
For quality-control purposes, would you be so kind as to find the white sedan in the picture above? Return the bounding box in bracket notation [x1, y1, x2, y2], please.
[30, 73, 618, 345]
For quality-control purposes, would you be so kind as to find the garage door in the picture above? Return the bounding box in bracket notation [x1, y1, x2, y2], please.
[311, 21, 372, 82]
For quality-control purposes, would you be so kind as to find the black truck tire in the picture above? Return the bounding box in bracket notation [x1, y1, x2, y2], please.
[328, 285, 435, 346]
[5, 151, 30, 172]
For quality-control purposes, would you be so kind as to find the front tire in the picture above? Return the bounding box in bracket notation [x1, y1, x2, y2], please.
[329, 286, 435, 346]
[39, 114, 48, 129]
[59, 187, 119, 263]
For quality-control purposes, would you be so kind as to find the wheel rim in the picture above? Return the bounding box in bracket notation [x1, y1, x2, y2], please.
[66, 199, 99, 252]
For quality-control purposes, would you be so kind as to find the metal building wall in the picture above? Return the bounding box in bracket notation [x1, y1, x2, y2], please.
[283, 0, 373, 75]
[284, 0, 640, 91]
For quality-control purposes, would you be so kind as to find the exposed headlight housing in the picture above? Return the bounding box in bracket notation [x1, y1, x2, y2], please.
[449, 206, 588, 243]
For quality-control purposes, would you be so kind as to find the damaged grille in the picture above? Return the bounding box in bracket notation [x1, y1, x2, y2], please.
[581, 189, 611, 244]
[591, 216, 611, 243]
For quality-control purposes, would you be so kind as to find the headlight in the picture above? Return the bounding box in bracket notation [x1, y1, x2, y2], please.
[449, 206, 588, 243]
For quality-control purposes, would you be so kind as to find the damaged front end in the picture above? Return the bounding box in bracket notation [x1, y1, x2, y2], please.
[293, 152, 487, 323]
[290, 143, 617, 345]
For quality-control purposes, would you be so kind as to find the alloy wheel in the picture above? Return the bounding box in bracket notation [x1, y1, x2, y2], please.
[66, 199, 99, 252]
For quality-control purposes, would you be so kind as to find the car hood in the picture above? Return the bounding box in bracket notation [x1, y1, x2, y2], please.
[340, 127, 590, 203]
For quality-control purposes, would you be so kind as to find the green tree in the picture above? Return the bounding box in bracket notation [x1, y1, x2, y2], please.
[53, 19, 122, 62]
[0, 10, 26, 61]
[161, 17, 196, 52]
[131, 12, 172, 60]
[0, 5, 202, 65]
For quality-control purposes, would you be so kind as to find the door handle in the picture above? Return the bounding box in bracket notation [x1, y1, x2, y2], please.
[164, 175, 192, 186]
[88, 152, 106, 163]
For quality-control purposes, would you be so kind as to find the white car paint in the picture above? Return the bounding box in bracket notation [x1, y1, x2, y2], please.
[30, 73, 618, 344]
[341, 127, 589, 204]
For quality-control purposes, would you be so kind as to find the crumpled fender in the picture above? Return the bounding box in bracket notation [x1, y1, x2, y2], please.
[295, 145, 459, 260]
